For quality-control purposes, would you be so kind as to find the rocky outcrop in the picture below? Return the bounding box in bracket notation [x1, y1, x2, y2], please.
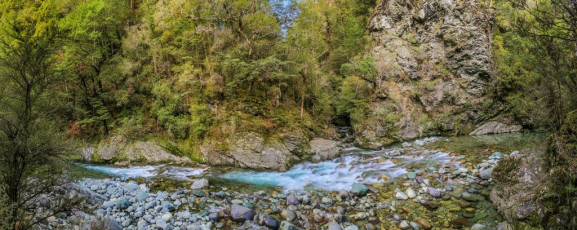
[309, 138, 342, 161]
[200, 131, 344, 171]
[358, 0, 497, 148]
[489, 146, 577, 228]
[92, 135, 191, 164]
[490, 149, 546, 224]
[469, 121, 523, 135]
[201, 132, 308, 171]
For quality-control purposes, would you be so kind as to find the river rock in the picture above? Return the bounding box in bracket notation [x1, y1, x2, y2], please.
[286, 194, 300, 205]
[156, 219, 168, 229]
[162, 213, 172, 222]
[310, 138, 341, 161]
[409, 222, 420, 230]
[258, 213, 279, 229]
[231, 204, 255, 221]
[137, 220, 147, 230]
[461, 192, 480, 202]
[407, 172, 417, 179]
[136, 191, 150, 202]
[162, 201, 175, 212]
[479, 168, 493, 180]
[470, 121, 522, 135]
[88, 216, 123, 230]
[281, 209, 296, 221]
[399, 220, 410, 229]
[471, 224, 487, 230]
[394, 188, 409, 200]
[450, 218, 473, 228]
[406, 188, 416, 198]
[414, 218, 431, 229]
[327, 221, 342, 230]
[420, 200, 439, 210]
[280, 221, 302, 230]
[427, 188, 442, 198]
[103, 200, 115, 209]
[351, 183, 369, 196]
[201, 133, 298, 171]
[191, 179, 209, 190]
[115, 196, 131, 209]
[95, 135, 190, 164]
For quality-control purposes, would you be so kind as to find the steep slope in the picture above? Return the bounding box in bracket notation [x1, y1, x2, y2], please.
[354, 0, 517, 149]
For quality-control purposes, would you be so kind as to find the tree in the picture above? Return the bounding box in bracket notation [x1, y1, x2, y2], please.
[0, 5, 72, 229]
[495, 1, 577, 227]
[500, 0, 577, 130]
[59, 0, 131, 136]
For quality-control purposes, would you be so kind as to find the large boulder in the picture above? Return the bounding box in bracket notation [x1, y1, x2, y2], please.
[201, 132, 301, 171]
[310, 138, 341, 161]
[469, 121, 522, 135]
[96, 135, 127, 161]
[94, 135, 190, 164]
[490, 147, 559, 227]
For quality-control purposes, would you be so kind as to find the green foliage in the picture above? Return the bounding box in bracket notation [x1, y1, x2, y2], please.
[336, 76, 372, 124]
[340, 57, 379, 86]
[0, 2, 75, 228]
[2, 0, 379, 151]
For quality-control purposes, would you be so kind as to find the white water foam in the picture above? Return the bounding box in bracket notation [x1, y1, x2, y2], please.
[79, 164, 206, 180]
[219, 148, 463, 191]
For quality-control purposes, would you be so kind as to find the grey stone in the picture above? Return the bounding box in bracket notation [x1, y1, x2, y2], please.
[480, 168, 493, 180]
[395, 188, 409, 200]
[286, 194, 300, 205]
[162, 213, 173, 222]
[427, 188, 442, 198]
[200, 132, 298, 171]
[351, 183, 369, 196]
[470, 122, 522, 135]
[310, 138, 341, 161]
[115, 196, 131, 209]
[344, 225, 359, 230]
[328, 221, 342, 230]
[280, 209, 296, 221]
[162, 201, 175, 212]
[471, 224, 486, 230]
[258, 213, 279, 229]
[230, 204, 255, 221]
[191, 179, 209, 190]
[136, 191, 150, 202]
[156, 219, 168, 229]
[280, 221, 302, 230]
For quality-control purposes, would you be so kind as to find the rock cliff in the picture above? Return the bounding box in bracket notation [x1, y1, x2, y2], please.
[356, 0, 514, 149]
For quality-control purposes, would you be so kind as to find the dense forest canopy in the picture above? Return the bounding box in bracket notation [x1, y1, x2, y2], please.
[10, 0, 377, 143]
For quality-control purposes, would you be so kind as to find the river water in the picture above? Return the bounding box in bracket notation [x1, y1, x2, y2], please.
[68, 132, 545, 229]
[74, 132, 543, 192]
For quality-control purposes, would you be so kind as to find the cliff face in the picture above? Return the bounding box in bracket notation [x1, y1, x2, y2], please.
[356, 0, 501, 149]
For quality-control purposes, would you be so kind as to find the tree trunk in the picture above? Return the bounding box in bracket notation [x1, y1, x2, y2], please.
[300, 68, 307, 119]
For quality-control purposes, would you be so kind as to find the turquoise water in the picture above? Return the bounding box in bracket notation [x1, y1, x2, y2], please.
[75, 132, 545, 191]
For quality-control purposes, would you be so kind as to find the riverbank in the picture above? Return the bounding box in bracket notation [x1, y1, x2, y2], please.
[40, 133, 545, 229]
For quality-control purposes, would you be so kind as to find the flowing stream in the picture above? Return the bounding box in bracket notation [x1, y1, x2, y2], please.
[75, 133, 543, 191]
[69, 132, 546, 229]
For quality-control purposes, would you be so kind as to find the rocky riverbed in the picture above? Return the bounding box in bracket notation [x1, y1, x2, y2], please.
[43, 133, 543, 230]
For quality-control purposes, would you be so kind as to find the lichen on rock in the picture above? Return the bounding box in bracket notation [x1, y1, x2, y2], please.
[356, 0, 501, 148]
